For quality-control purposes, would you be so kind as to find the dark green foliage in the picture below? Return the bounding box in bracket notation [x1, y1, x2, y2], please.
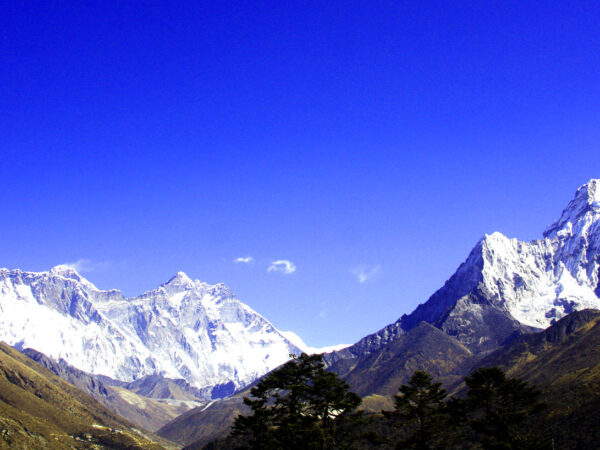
[387, 371, 455, 449]
[231, 353, 362, 449]
[460, 367, 547, 449]
[379, 368, 547, 450]
[218, 365, 549, 450]
[195, 312, 600, 449]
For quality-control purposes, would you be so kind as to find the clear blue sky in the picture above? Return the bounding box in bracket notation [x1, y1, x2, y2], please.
[2, 1, 599, 347]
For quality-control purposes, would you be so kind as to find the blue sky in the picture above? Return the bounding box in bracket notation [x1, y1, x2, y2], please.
[1, 1, 600, 347]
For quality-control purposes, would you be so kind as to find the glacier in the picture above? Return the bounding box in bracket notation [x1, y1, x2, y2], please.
[0, 267, 301, 393]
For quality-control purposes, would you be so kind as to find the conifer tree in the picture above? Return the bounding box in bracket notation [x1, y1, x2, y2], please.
[462, 367, 545, 449]
[231, 353, 361, 449]
[391, 371, 450, 449]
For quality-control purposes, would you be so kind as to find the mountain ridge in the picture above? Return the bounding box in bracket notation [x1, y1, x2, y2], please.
[20, 347, 206, 432]
[0, 267, 301, 395]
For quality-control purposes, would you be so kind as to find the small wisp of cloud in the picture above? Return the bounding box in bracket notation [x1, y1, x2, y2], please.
[62, 259, 112, 274]
[267, 259, 296, 275]
[234, 256, 254, 264]
[351, 264, 381, 283]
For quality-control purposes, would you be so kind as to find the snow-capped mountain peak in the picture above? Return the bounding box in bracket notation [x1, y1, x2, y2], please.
[48, 264, 97, 287]
[161, 271, 197, 295]
[446, 180, 600, 339]
[544, 179, 600, 239]
[331, 179, 600, 361]
[165, 271, 194, 286]
[50, 264, 79, 275]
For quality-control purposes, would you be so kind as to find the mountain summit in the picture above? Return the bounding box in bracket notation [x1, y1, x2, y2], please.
[544, 178, 600, 238]
[0, 268, 300, 395]
[165, 271, 194, 286]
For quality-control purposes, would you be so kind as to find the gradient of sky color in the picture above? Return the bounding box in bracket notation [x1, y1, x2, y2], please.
[2, 2, 600, 347]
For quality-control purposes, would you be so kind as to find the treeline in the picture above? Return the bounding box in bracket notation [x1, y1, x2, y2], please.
[204, 353, 548, 449]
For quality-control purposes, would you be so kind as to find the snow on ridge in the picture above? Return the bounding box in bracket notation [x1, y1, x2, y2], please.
[589, 178, 600, 205]
[281, 330, 350, 355]
[544, 179, 600, 239]
[475, 179, 600, 329]
[0, 267, 300, 393]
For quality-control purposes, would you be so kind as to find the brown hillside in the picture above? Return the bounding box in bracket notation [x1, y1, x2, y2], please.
[0, 342, 177, 449]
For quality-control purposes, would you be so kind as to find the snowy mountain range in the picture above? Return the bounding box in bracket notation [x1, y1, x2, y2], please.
[328, 179, 600, 364]
[0, 267, 301, 395]
[2, 179, 599, 408]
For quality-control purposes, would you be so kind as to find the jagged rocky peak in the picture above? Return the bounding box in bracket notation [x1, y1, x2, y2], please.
[544, 179, 600, 238]
[159, 272, 233, 301]
[441, 179, 600, 335]
[167, 271, 193, 285]
[462, 180, 600, 332]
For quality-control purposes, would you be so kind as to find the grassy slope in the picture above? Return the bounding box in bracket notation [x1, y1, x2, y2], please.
[158, 396, 247, 448]
[0, 342, 177, 449]
[105, 385, 203, 432]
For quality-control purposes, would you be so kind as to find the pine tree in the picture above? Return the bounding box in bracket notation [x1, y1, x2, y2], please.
[391, 371, 450, 449]
[231, 379, 279, 449]
[462, 367, 546, 449]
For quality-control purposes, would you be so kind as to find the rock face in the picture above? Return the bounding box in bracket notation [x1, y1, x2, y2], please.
[327, 179, 600, 363]
[0, 267, 300, 394]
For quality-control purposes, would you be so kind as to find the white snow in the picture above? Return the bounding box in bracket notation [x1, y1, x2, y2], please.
[544, 179, 600, 238]
[281, 330, 350, 354]
[473, 180, 600, 328]
[168, 291, 187, 310]
[592, 179, 600, 206]
[0, 267, 301, 392]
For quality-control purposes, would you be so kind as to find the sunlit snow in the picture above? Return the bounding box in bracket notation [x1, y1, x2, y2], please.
[0, 267, 302, 391]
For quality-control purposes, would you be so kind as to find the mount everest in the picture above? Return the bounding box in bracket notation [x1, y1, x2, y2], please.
[0, 266, 301, 396]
